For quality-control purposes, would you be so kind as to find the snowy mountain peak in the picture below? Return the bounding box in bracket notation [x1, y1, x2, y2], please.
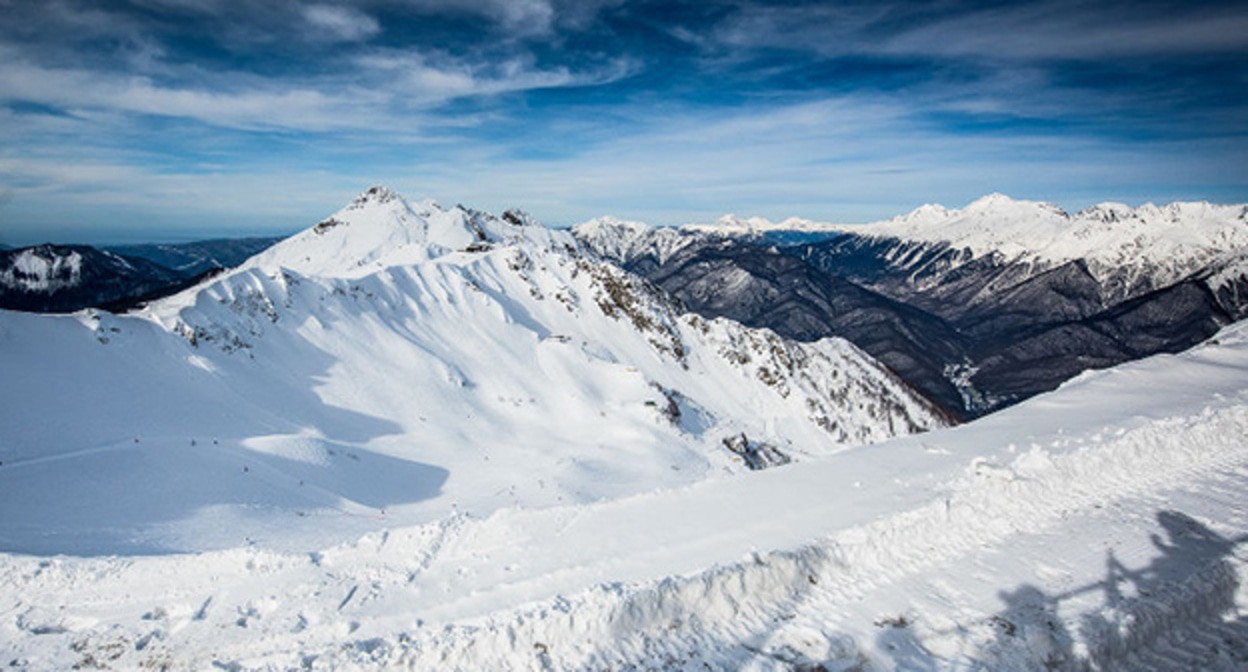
[964, 191, 1012, 208]
[229, 189, 569, 280]
[573, 216, 657, 240]
[960, 192, 1063, 216]
[499, 207, 540, 228]
[573, 216, 697, 265]
[837, 194, 1248, 290]
[897, 203, 951, 225]
[349, 185, 401, 207]
[714, 214, 774, 230]
[1078, 202, 1135, 223]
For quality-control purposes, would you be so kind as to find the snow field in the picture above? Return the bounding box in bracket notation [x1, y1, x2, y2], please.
[3, 323, 1248, 669]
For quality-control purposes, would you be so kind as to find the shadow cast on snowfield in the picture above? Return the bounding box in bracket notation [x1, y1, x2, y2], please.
[0, 303, 449, 557]
[876, 510, 1248, 671]
[0, 438, 448, 557]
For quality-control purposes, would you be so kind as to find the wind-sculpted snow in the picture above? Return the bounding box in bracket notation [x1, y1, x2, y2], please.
[0, 187, 942, 558]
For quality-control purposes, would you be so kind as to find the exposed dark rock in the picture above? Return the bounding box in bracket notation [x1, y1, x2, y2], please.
[722, 433, 790, 470]
[1, 237, 283, 314]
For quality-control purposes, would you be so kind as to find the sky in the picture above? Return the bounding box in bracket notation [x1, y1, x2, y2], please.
[0, 0, 1246, 245]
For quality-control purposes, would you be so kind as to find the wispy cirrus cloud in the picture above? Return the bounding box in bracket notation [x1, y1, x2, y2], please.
[708, 0, 1248, 60]
[0, 39, 632, 133]
[0, 0, 1245, 244]
[301, 4, 381, 42]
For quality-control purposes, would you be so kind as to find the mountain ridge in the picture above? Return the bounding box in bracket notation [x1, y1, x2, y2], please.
[1, 186, 946, 556]
[576, 194, 1248, 416]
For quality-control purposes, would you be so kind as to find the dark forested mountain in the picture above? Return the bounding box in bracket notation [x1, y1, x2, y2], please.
[588, 229, 970, 415]
[106, 237, 282, 277]
[0, 237, 282, 313]
[576, 196, 1248, 418]
[0, 244, 185, 313]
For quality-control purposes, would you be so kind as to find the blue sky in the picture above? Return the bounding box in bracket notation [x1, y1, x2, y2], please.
[1, 0, 1246, 244]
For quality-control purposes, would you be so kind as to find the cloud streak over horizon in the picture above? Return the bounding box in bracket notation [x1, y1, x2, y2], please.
[0, 0, 1245, 244]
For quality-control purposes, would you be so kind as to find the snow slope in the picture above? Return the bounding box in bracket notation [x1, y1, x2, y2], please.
[3, 298, 1247, 670]
[0, 187, 941, 557]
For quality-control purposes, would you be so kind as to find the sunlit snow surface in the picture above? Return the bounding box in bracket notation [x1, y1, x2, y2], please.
[2, 190, 1246, 670]
[684, 194, 1248, 291]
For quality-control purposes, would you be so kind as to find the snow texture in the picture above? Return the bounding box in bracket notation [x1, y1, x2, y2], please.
[2, 310, 1247, 670]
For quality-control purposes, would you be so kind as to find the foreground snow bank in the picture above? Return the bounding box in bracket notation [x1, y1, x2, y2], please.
[4, 323, 1248, 669]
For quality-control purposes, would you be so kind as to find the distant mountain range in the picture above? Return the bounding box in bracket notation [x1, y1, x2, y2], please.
[576, 195, 1248, 417]
[0, 237, 282, 313]
[5, 193, 1245, 421]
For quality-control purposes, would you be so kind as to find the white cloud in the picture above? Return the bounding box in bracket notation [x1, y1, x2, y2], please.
[715, 1, 1248, 61]
[356, 50, 635, 104]
[399, 0, 556, 36]
[0, 38, 632, 133]
[302, 4, 381, 42]
[0, 56, 387, 131]
[881, 3, 1248, 60]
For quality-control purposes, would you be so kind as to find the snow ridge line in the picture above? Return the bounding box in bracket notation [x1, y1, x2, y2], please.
[314, 399, 1248, 670]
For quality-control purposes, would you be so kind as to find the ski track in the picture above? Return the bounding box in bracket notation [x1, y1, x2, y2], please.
[3, 389, 1246, 670]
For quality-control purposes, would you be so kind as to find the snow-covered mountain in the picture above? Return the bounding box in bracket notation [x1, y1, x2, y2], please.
[0, 187, 944, 557]
[690, 194, 1248, 292]
[3, 188, 1248, 670]
[4, 276, 1247, 670]
[577, 195, 1248, 417]
[0, 238, 284, 313]
[570, 216, 697, 270]
[843, 195, 1246, 287]
[0, 244, 184, 313]
[107, 236, 282, 277]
